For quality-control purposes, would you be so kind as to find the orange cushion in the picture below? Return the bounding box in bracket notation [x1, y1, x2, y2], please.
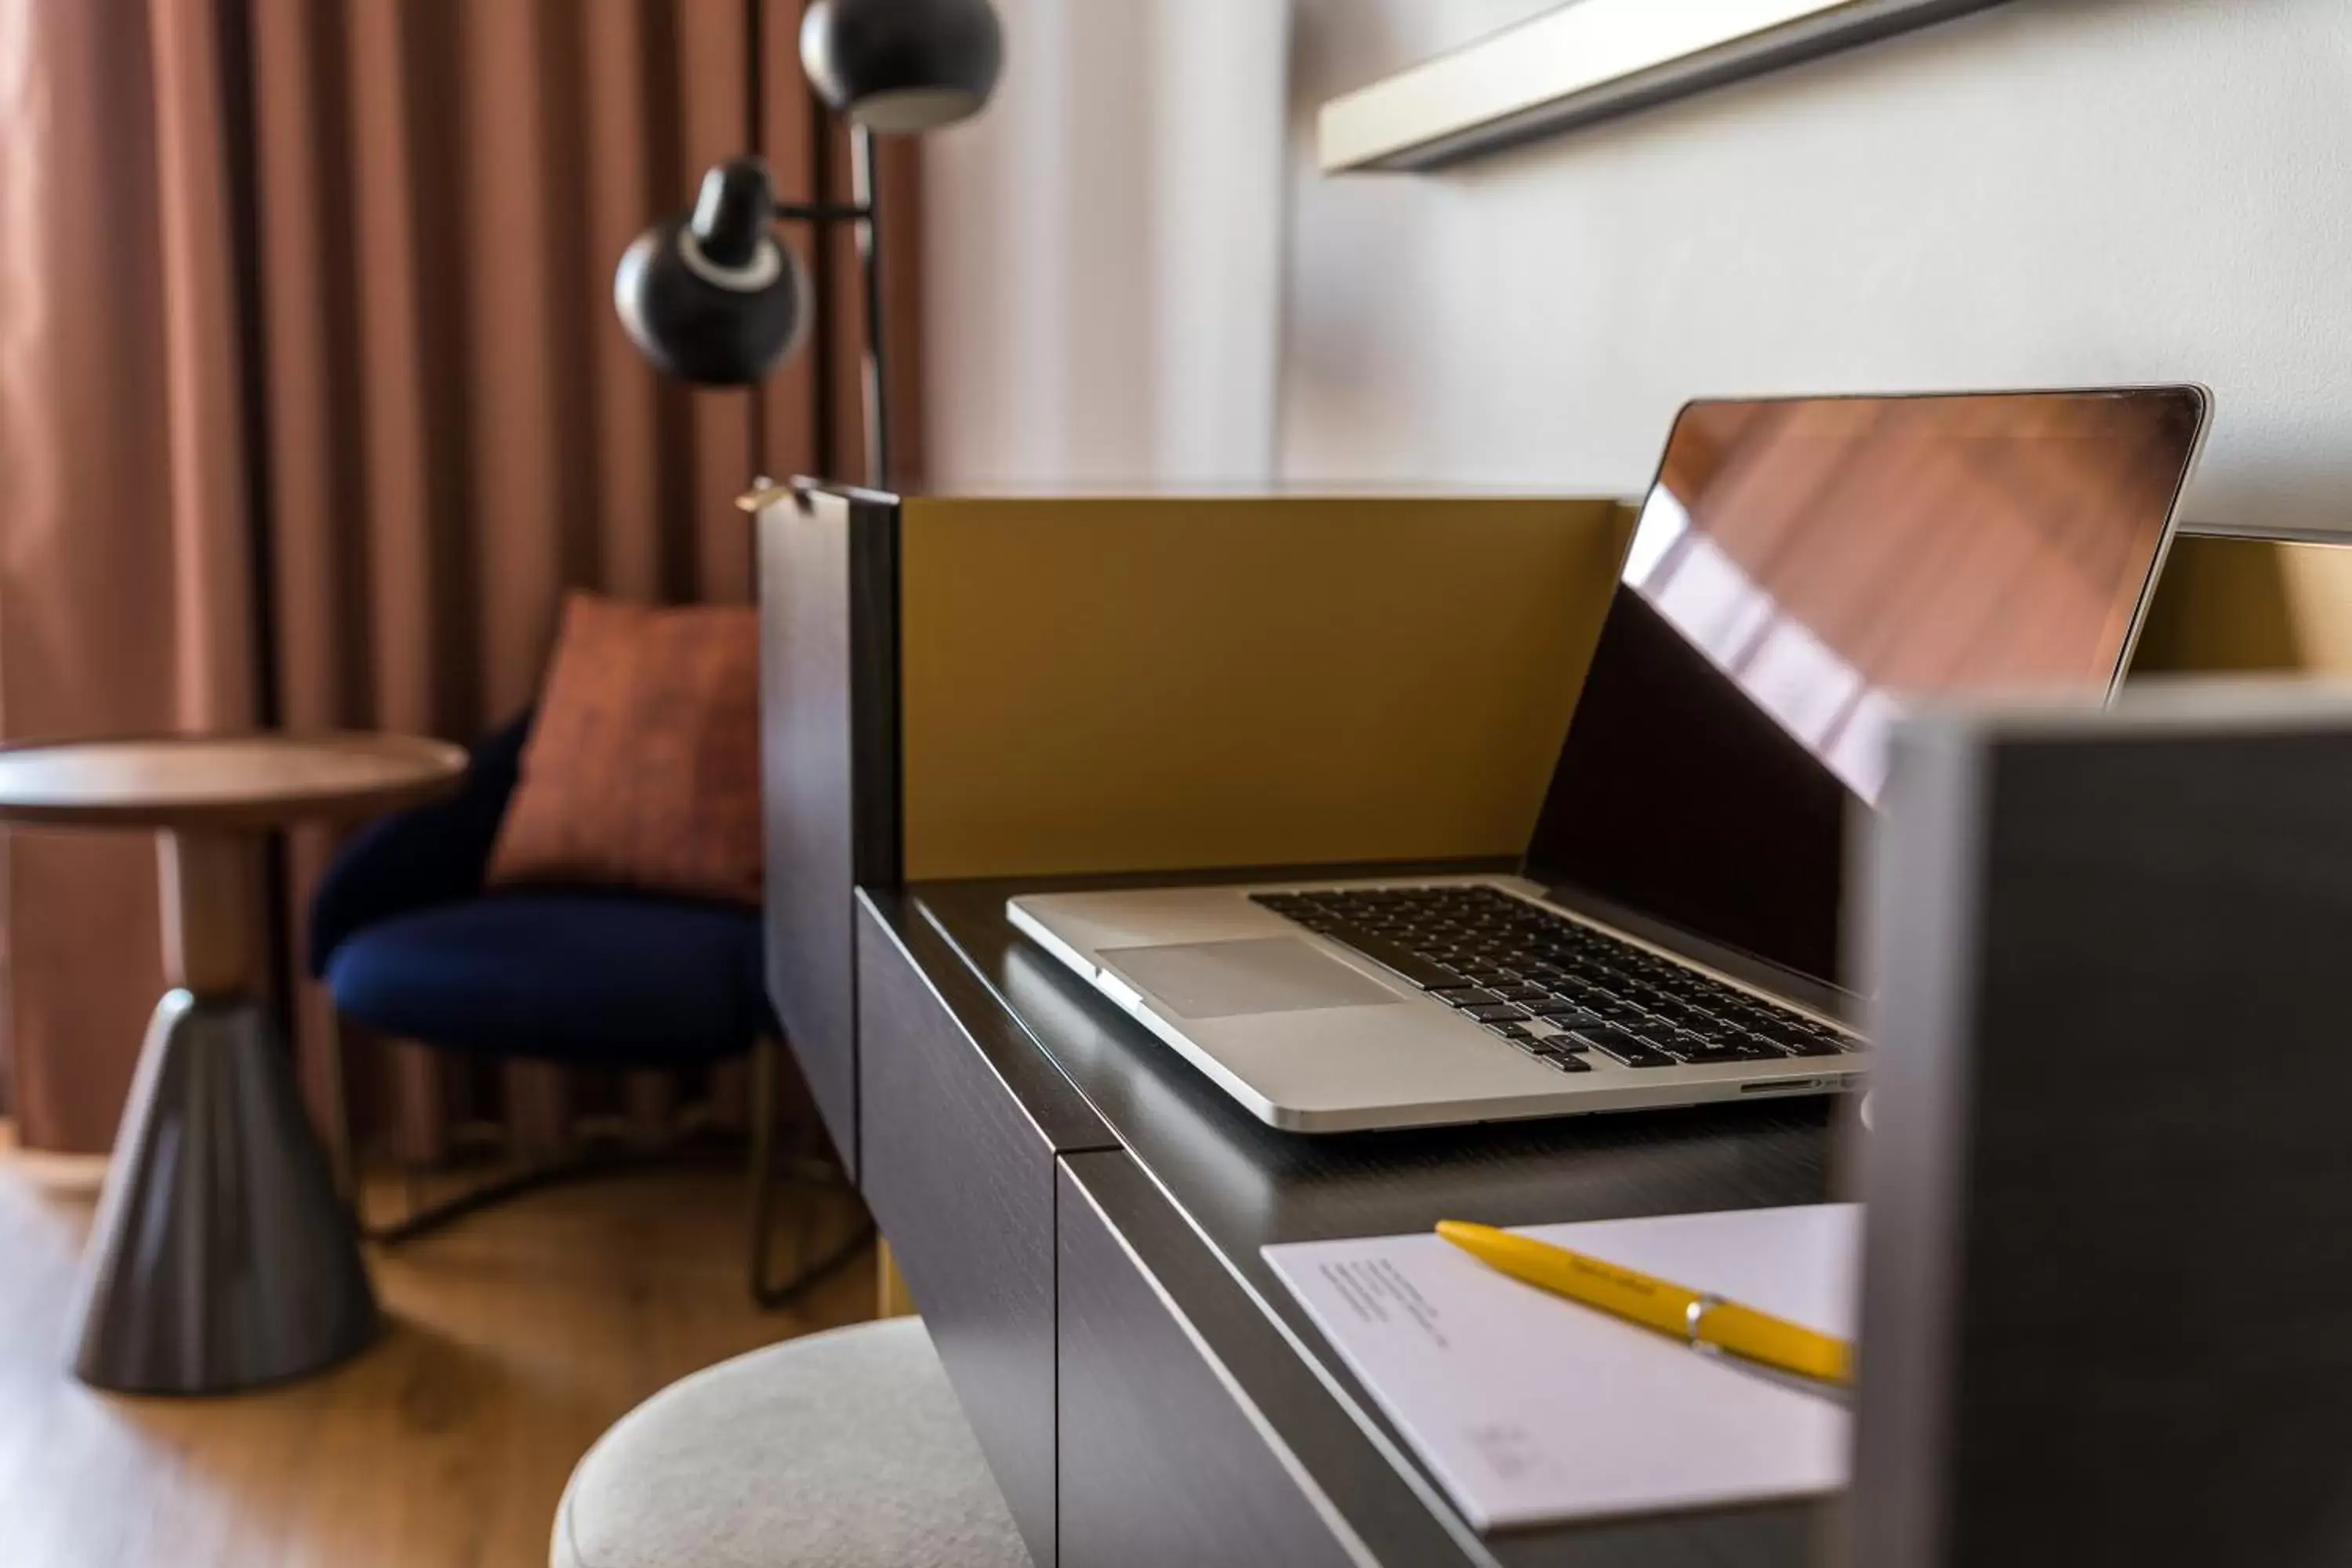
[488, 593, 762, 905]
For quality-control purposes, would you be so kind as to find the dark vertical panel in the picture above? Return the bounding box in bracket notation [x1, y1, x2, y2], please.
[1852, 703, 2352, 1567]
[847, 495, 901, 889]
[756, 486, 900, 1164]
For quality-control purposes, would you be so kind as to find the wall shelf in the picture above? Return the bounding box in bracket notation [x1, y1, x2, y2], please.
[1318, 0, 2012, 174]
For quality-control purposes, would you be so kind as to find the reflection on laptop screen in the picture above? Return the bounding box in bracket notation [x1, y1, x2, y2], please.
[1525, 388, 2206, 990]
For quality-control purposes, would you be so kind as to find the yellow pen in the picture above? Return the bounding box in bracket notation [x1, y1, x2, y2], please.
[1436, 1220, 1853, 1386]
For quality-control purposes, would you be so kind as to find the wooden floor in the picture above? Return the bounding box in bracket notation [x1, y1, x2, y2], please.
[0, 1137, 875, 1568]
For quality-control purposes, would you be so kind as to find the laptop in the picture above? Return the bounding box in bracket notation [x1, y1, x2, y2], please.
[1009, 388, 2211, 1132]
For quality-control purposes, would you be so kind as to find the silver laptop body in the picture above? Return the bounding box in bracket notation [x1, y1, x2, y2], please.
[1010, 873, 1863, 1131]
[1011, 388, 2211, 1133]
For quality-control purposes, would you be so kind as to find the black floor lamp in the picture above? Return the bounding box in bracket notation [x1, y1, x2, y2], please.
[612, 0, 1004, 488]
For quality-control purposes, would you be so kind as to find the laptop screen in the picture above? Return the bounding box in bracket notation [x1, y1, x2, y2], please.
[1523, 388, 2207, 991]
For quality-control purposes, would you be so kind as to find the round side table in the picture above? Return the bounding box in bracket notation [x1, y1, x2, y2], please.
[0, 733, 466, 1394]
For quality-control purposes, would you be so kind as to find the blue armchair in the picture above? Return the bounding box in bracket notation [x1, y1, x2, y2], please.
[309, 711, 862, 1305]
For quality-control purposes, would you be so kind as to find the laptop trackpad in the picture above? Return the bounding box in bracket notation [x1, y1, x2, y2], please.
[1100, 938, 1407, 1020]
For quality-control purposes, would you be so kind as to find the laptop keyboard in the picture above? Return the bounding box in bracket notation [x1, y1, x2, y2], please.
[1250, 885, 1859, 1075]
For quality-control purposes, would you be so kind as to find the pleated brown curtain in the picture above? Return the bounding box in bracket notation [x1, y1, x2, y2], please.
[0, 0, 923, 1155]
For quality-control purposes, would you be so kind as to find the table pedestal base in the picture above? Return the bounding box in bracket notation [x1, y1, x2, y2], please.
[69, 990, 379, 1394]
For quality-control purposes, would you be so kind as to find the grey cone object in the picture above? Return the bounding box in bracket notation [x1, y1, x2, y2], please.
[67, 991, 379, 1394]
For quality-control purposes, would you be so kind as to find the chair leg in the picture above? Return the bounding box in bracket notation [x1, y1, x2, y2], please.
[328, 1011, 684, 1245]
[326, 1015, 866, 1270]
[748, 1035, 871, 1308]
[366, 1149, 658, 1244]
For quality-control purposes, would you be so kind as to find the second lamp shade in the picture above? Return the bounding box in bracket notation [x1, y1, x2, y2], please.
[612, 159, 808, 386]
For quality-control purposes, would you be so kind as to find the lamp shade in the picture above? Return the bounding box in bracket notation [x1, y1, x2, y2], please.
[800, 0, 1004, 132]
[613, 158, 808, 386]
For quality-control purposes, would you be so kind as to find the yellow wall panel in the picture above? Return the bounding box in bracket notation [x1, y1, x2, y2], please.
[2278, 541, 2352, 673]
[898, 496, 1633, 880]
[2129, 535, 2352, 678]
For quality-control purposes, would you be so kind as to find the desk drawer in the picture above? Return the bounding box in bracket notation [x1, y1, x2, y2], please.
[856, 893, 1111, 1567]
[1057, 1152, 1367, 1568]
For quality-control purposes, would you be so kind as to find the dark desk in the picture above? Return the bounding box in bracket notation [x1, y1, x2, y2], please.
[853, 873, 1846, 1568]
[754, 480, 2352, 1566]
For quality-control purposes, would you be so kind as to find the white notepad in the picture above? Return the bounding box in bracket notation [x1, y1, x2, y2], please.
[1262, 1203, 1859, 1531]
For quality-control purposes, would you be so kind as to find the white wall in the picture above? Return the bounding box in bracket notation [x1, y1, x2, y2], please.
[931, 0, 2352, 535]
[924, 0, 1288, 485]
[1283, 0, 2352, 535]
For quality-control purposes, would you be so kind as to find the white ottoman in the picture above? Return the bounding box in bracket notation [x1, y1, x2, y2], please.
[552, 1318, 1032, 1568]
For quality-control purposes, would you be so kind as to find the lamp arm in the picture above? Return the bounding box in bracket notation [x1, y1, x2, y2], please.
[771, 201, 875, 225]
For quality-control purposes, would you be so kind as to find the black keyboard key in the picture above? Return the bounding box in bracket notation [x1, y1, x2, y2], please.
[1485, 1022, 1531, 1040]
[1267, 888, 1868, 1065]
[1693, 1029, 1777, 1060]
[1317, 925, 1467, 989]
[1742, 1038, 1802, 1060]
[1541, 1053, 1594, 1074]
[1570, 1028, 1675, 1068]
[1700, 1022, 1778, 1054]
[1646, 1029, 1722, 1062]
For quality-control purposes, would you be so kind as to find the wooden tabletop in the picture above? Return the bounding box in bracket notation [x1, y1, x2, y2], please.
[0, 733, 469, 830]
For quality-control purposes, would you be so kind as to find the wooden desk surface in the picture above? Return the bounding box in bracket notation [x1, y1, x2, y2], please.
[895, 875, 1850, 1568]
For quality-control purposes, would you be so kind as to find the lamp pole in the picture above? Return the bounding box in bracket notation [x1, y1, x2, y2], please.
[775, 131, 888, 489]
[615, 0, 999, 493]
[851, 125, 889, 491]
